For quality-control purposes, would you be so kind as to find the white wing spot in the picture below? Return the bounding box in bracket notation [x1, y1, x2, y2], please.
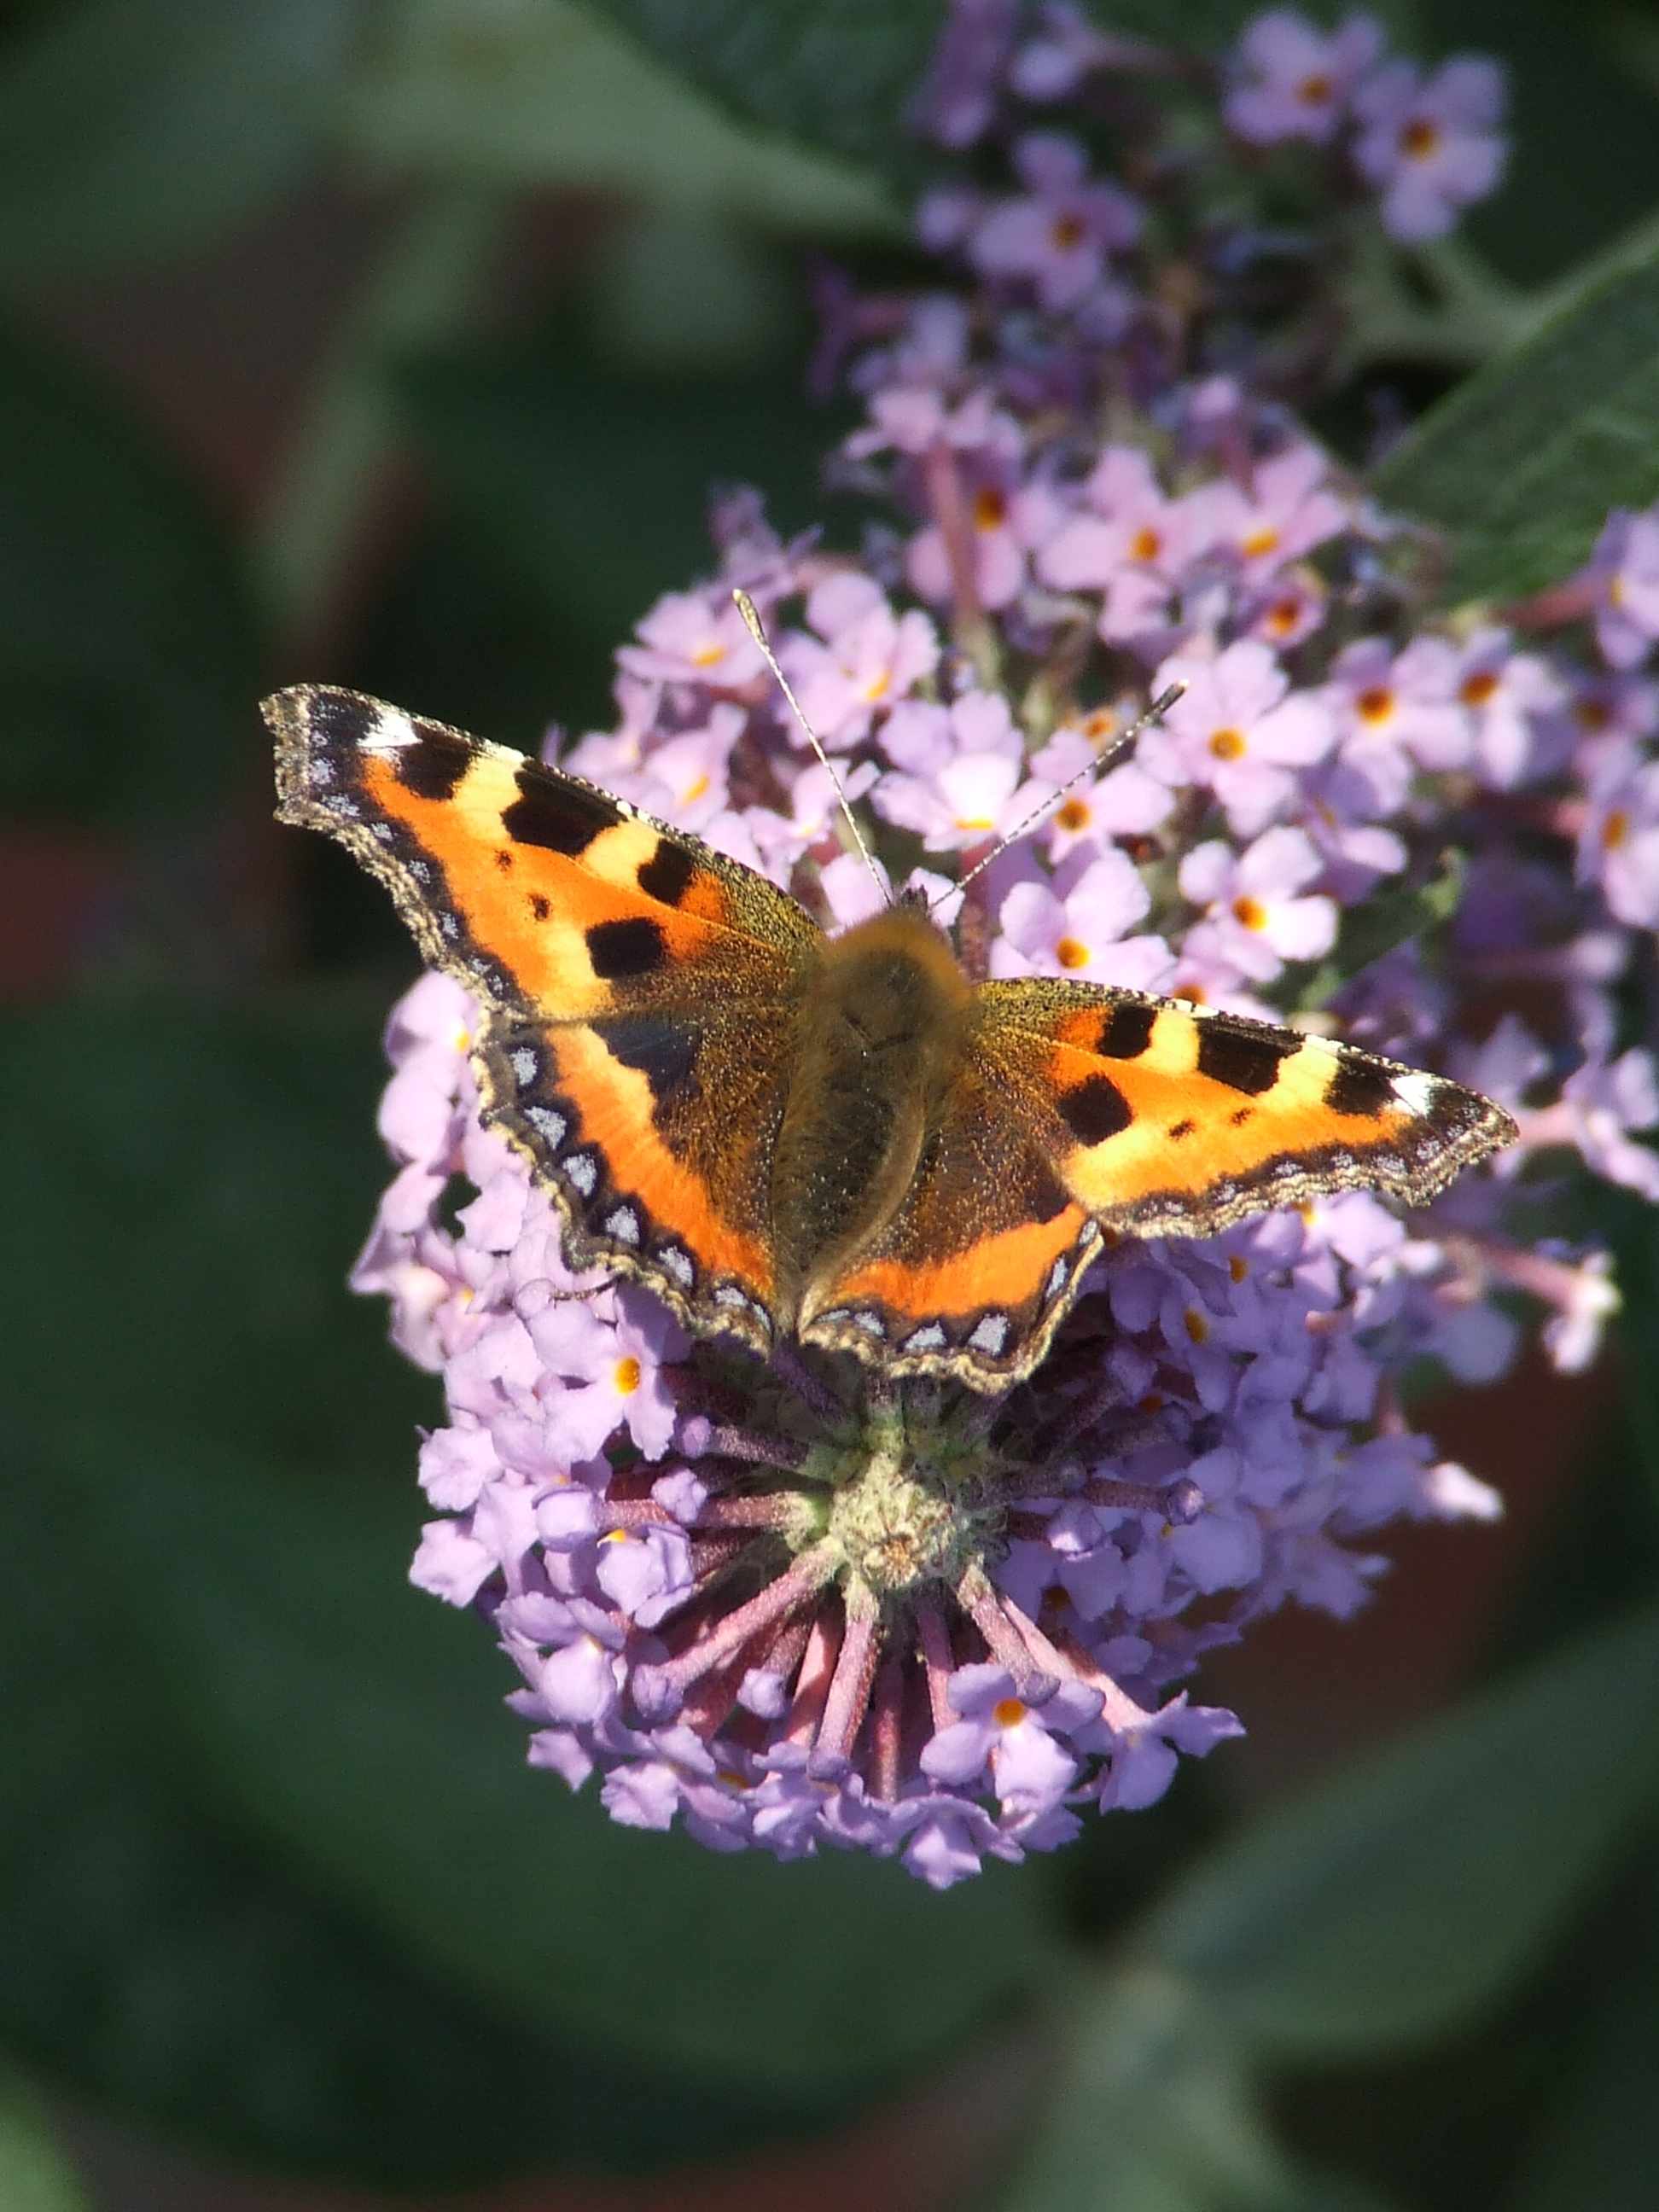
[659, 1246, 694, 1288]
[526, 1105, 566, 1145]
[564, 1152, 598, 1197]
[603, 1206, 641, 1246]
[363, 705, 419, 753]
[905, 1323, 947, 1351]
[510, 1047, 538, 1085]
[1391, 1070, 1439, 1115]
[968, 1313, 1009, 1355]
[1046, 1254, 1070, 1299]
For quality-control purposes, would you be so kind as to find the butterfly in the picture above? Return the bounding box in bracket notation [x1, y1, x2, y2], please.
[267, 682, 1515, 1394]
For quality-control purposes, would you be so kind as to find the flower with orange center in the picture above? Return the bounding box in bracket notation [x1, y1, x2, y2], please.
[1460, 669, 1500, 708]
[1355, 685, 1394, 725]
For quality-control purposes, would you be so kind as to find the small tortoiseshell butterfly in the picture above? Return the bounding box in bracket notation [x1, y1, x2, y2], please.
[267, 683, 1515, 1394]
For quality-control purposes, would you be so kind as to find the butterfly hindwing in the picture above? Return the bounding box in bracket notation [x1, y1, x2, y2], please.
[800, 1026, 1101, 1388]
[269, 684, 819, 1348]
[800, 974, 1514, 1391]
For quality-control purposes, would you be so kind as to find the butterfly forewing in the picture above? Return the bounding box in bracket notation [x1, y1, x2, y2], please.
[268, 684, 818, 1351]
[979, 980, 1516, 1237]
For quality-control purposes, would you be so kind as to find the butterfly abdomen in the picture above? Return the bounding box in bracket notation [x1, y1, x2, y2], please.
[771, 911, 971, 1330]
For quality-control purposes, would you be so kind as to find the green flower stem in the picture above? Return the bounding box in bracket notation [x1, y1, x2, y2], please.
[1338, 224, 1540, 379]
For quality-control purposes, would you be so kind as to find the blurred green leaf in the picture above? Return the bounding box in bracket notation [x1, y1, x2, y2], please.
[1510, 1891, 1659, 2212]
[0, 0, 357, 281]
[0, 327, 260, 826]
[342, 0, 895, 231]
[0, 987, 433, 1465]
[0, 1443, 833, 2186]
[76, 1433, 1057, 2093]
[1371, 242, 1659, 603]
[1435, 0, 1659, 285]
[400, 323, 854, 642]
[992, 1970, 1355, 2212]
[585, 0, 942, 174]
[0, 2076, 88, 2212]
[1138, 1606, 1659, 2058]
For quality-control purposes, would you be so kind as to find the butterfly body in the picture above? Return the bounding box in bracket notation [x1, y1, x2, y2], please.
[269, 684, 1516, 1394]
[770, 904, 969, 1338]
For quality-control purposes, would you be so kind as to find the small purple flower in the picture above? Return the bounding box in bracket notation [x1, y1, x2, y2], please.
[1352, 55, 1507, 242]
[1225, 11, 1384, 146]
[1202, 445, 1352, 579]
[1588, 508, 1659, 671]
[1143, 639, 1336, 835]
[910, 0, 1019, 148]
[1010, 3, 1155, 102]
[963, 134, 1142, 310]
[616, 588, 767, 690]
[1577, 739, 1659, 927]
[1179, 825, 1339, 981]
[779, 575, 940, 748]
[1035, 445, 1214, 645]
[873, 742, 1055, 853]
[992, 848, 1175, 989]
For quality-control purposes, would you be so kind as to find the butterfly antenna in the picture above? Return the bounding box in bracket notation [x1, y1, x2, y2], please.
[937, 680, 1186, 912]
[732, 588, 888, 903]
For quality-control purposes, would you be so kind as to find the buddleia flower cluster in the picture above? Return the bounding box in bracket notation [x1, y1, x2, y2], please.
[351, 4, 1659, 1885]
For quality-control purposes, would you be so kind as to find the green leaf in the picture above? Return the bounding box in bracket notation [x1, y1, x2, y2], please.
[0, 2077, 89, 2212]
[0, 327, 259, 826]
[0, 0, 357, 280]
[0, 1447, 827, 2186]
[1511, 1901, 1659, 2212]
[584, 0, 943, 174]
[74, 1433, 1057, 2093]
[1371, 243, 1659, 603]
[1138, 1606, 1659, 2058]
[400, 325, 855, 641]
[341, 0, 894, 230]
[0, 987, 434, 1465]
[992, 1971, 1309, 2212]
[1293, 852, 1464, 1012]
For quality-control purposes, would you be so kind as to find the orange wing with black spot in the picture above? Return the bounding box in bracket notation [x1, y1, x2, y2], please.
[267, 683, 819, 1353]
[801, 978, 1514, 1392]
[981, 981, 1514, 1237]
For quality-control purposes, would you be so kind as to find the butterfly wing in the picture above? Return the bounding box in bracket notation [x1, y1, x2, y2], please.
[268, 684, 820, 1353]
[803, 977, 1514, 1393]
[981, 979, 1515, 1234]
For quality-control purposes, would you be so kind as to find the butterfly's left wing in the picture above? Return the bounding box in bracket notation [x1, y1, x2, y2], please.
[803, 978, 1514, 1393]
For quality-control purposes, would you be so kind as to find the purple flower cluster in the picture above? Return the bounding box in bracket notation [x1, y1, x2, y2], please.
[914, 2, 1506, 250]
[347, 7, 1657, 1883]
